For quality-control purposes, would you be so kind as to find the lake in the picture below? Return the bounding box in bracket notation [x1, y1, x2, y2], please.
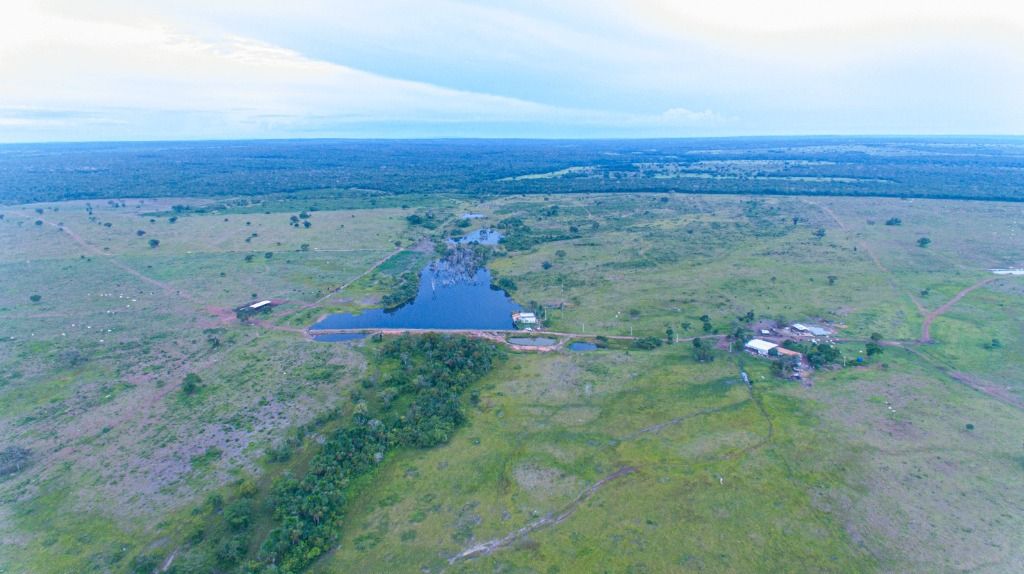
[311, 263, 522, 331]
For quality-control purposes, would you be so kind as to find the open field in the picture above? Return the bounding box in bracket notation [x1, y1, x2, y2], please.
[1, 187, 1022, 573]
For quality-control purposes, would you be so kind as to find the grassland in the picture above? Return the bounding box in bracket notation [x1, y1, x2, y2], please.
[1, 191, 1022, 573]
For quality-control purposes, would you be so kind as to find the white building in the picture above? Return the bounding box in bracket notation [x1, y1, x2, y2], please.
[512, 312, 537, 325]
[249, 300, 272, 309]
[744, 339, 778, 356]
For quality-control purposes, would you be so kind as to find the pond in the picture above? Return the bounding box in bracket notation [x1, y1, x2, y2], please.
[450, 228, 502, 246]
[311, 263, 522, 331]
[568, 342, 598, 351]
[312, 333, 367, 343]
[507, 337, 557, 346]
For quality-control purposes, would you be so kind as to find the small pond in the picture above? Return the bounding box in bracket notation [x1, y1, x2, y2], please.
[312, 333, 367, 343]
[507, 337, 557, 346]
[568, 342, 598, 352]
[312, 263, 521, 331]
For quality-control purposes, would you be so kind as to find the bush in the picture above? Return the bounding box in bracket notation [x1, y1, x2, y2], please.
[182, 373, 202, 395]
[0, 446, 31, 477]
[29, 294, 41, 303]
[633, 336, 663, 350]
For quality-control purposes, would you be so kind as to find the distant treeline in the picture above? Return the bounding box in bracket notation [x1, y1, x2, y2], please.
[2, 137, 1024, 204]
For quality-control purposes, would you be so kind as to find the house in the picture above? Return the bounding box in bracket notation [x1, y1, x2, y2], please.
[249, 300, 272, 310]
[512, 312, 537, 325]
[744, 339, 778, 356]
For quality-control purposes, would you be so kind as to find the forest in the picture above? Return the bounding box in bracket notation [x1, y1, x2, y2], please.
[2, 137, 1024, 204]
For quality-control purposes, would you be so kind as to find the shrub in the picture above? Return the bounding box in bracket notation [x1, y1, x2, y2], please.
[181, 373, 202, 395]
[29, 294, 41, 303]
[633, 336, 663, 350]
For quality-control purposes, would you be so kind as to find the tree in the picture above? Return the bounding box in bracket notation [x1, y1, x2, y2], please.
[29, 294, 41, 303]
[917, 237, 931, 248]
[885, 217, 902, 226]
[680, 321, 692, 332]
[665, 326, 675, 344]
[541, 261, 552, 270]
[866, 341, 883, 356]
[136, 229, 146, 236]
[300, 243, 310, 251]
[35, 220, 43, 226]
[814, 227, 826, 239]
[182, 373, 202, 395]
[148, 238, 160, 248]
[303, 220, 311, 228]
[700, 315, 713, 332]
[827, 275, 837, 286]
[692, 337, 714, 362]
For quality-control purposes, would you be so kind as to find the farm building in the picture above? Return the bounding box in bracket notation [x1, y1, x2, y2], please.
[744, 339, 778, 356]
[512, 312, 537, 325]
[792, 323, 830, 336]
[249, 300, 272, 310]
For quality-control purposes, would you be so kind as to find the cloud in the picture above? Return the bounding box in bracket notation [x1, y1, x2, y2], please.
[1, 1, 1022, 140]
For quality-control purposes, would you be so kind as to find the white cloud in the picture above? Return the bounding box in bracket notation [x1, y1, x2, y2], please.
[1, 1, 1022, 140]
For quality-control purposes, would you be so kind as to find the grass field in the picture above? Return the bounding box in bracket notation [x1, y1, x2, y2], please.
[1, 192, 1022, 573]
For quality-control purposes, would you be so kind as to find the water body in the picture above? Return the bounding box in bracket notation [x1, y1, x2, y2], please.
[450, 228, 502, 246]
[312, 264, 521, 330]
[313, 333, 367, 343]
[569, 342, 598, 352]
[508, 337, 557, 346]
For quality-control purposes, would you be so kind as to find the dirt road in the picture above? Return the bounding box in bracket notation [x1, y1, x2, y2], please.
[919, 277, 999, 342]
[447, 466, 637, 564]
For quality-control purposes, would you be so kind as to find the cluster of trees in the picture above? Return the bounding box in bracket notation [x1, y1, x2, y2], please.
[380, 271, 420, 309]
[783, 340, 843, 367]
[171, 335, 501, 573]
[692, 337, 715, 362]
[289, 212, 312, 228]
[406, 212, 438, 229]
[496, 217, 576, 251]
[632, 336, 663, 350]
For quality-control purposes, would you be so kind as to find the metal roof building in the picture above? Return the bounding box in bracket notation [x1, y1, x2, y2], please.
[744, 339, 778, 355]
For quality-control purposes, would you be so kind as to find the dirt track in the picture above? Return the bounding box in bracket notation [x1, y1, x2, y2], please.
[918, 277, 999, 342]
[447, 466, 637, 565]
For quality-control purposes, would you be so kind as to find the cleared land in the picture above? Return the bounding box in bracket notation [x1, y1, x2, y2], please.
[1, 191, 1022, 574]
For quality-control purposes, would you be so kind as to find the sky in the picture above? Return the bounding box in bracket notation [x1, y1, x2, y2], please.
[1, 0, 1023, 142]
